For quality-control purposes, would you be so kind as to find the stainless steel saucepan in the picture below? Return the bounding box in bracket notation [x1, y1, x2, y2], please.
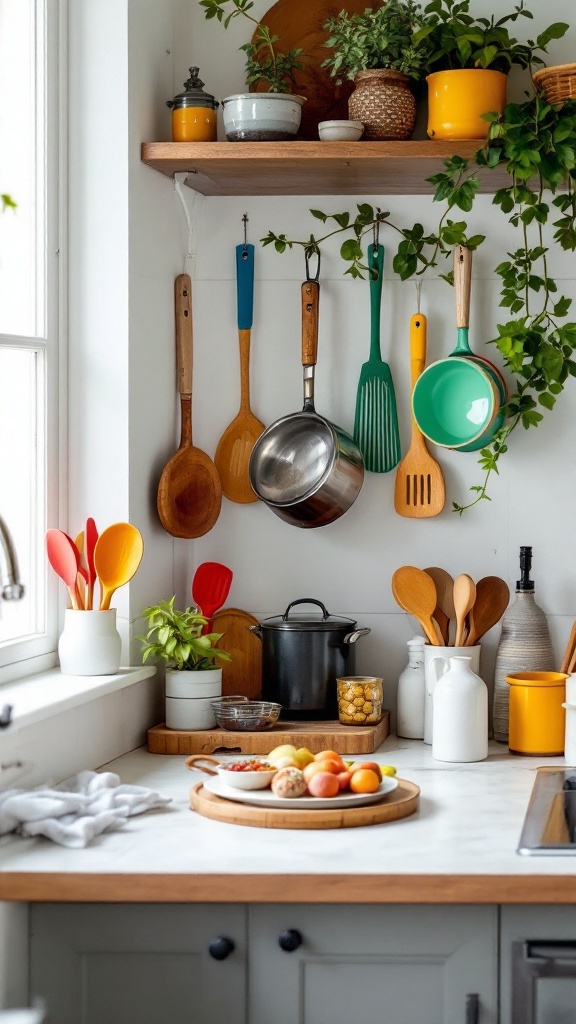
[248, 255, 364, 528]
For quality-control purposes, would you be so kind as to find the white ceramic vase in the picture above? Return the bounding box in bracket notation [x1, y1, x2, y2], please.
[423, 644, 481, 744]
[431, 655, 488, 763]
[165, 668, 222, 730]
[58, 609, 122, 676]
[221, 93, 305, 141]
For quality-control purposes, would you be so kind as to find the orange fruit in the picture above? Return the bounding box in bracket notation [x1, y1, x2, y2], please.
[307, 771, 339, 798]
[303, 760, 340, 783]
[336, 770, 352, 791]
[349, 768, 380, 794]
[314, 750, 345, 771]
[349, 761, 381, 778]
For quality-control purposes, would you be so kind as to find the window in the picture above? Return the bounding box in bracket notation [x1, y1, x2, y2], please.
[0, 0, 61, 679]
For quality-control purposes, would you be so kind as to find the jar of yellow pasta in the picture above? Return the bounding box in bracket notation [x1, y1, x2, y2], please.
[337, 676, 383, 726]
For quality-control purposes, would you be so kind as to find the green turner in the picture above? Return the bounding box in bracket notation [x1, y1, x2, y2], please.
[354, 244, 401, 473]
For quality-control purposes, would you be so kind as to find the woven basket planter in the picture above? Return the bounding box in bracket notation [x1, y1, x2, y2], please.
[348, 69, 416, 141]
[533, 64, 576, 105]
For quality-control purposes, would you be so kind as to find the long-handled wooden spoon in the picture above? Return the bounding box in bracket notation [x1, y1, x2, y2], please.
[93, 522, 144, 611]
[453, 573, 477, 647]
[394, 313, 445, 517]
[465, 575, 510, 647]
[561, 619, 576, 674]
[157, 274, 222, 538]
[424, 566, 455, 645]
[214, 244, 265, 503]
[46, 529, 82, 610]
[391, 565, 443, 646]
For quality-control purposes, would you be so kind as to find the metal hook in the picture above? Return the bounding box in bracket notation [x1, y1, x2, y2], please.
[414, 279, 422, 313]
[305, 246, 321, 282]
[241, 212, 249, 259]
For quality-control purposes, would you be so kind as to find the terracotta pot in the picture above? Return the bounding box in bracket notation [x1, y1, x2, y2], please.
[426, 69, 507, 141]
[348, 69, 416, 141]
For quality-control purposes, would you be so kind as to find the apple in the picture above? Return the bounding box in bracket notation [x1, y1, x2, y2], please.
[267, 744, 300, 767]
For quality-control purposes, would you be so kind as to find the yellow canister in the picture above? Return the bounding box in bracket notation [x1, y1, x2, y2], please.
[426, 69, 507, 141]
[167, 67, 219, 143]
[506, 671, 568, 755]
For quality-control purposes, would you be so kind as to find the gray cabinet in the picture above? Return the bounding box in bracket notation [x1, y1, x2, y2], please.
[30, 904, 247, 1024]
[501, 906, 576, 1024]
[30, 903, 498, 1024]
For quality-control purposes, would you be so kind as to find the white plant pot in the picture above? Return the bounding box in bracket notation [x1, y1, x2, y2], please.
[221, 93, 305, 142]
[58, 609, 122, 676]
[165, 668, 222, 730]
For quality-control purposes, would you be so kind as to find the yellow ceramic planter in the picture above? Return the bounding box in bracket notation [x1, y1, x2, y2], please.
[426, 69, 507, 141]
[506, 671, 568, 756]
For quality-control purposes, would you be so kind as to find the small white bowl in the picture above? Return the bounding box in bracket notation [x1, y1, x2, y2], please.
[217, 761, 277, 790]
[318, 120, 364, 142]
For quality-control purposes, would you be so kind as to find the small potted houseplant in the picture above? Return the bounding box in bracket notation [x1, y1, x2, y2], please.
[200, 0, 306, 140]
[321, 0, 427, 140]
[140, 597, 231, 730]
[413, 0, 568, 140]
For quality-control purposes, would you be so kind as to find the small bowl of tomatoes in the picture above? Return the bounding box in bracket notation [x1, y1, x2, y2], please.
[216, 759, 277, 790]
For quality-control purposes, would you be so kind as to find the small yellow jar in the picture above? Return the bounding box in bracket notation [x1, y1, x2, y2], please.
[506, 671, 568, 755]
[167, 67, 219, 142]
[337, 676, 383, 726]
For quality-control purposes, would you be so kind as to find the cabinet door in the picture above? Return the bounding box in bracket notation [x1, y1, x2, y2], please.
[501, 905, 576, 1024]
[249, 904, 498, 1024]
[30, 903, 247, 1024]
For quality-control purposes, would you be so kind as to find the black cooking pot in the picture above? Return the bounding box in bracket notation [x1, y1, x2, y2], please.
[248, 598, 370, 719]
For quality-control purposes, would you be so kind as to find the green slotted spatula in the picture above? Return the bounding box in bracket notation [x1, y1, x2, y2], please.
[353, 243, 401, 473]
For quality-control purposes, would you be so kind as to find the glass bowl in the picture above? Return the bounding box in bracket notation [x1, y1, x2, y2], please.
[210, 699, 282, 731]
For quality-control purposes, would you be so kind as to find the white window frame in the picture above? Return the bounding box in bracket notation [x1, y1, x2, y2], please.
[0, 0, 65, 684]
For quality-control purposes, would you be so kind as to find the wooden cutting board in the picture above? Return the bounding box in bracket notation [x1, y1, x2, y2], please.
[190, 777, 419, 829]
[253, 0, 378, 140]
[148, 713, 389, 754]
[213, 607, 262, 699]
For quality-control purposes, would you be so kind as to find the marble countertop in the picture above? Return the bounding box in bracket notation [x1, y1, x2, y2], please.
[1, 736, 575, 904]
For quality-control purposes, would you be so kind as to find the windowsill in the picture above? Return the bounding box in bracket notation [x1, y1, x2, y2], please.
[0, 665, 157, 733]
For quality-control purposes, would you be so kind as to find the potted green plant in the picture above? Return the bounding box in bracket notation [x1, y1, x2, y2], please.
[321, 0, 426, 140]
[200, 0, 306, 140]
[140, 597, 231, 730]
[413, 0, 568, 140]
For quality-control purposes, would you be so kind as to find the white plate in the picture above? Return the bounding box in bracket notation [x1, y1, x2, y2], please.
[203, 774, 398, 810]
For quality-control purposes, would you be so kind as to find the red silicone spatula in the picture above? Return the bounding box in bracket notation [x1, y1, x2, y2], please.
[85, 517, 99, 611]
[46, 529, 83, 610]
[192, 562, 233, 634]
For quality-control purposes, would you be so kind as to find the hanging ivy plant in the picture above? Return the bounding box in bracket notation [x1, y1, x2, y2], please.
[261, 94, 576, 513]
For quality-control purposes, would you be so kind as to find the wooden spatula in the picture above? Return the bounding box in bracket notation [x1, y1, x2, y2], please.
[453, 573, 477, 647]
[466, 576, 510, 646]
[391, 566, 443, 646]
[394, 313, 445, 518]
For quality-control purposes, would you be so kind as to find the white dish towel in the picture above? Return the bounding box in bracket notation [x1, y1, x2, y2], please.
[0, 770, 172, 848]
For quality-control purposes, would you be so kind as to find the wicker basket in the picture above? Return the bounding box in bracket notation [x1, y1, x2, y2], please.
[532, 64, 576, 105]
[348, 69, 416, 141]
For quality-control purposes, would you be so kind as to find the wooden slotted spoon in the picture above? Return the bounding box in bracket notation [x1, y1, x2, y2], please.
[466, 576, 510, 647]
[214, 244, 265, 503]
[394, 313, 445, 517]
[391, 565, 443, 646]
[157, 274, 222, 538]
[453, 573, 477, 647]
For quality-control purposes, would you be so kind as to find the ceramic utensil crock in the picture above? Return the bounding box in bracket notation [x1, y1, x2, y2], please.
[58, 609, 122, 676]
[506, 671, 568, 755]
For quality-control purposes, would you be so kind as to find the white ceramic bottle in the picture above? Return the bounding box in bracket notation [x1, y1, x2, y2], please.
[493, 546, 554, 743]
[396, 636, 426, 739]
[432, 655, 488, 763]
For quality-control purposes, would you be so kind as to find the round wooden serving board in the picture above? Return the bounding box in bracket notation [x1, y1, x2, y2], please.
[190, 778, 419, 829]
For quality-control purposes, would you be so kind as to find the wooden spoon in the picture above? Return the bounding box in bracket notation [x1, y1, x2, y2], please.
[453, 573, 477, 647]
[391, 566, 443, 646]
[561, 618, 576, 674]
[46, 529, 82, 610]
[157, 274, 222, 538]
[466, 576, 510, 647]
[214, 244, 265, 503]
[93, 522, 144, 611]
[424, 567, 455, 644]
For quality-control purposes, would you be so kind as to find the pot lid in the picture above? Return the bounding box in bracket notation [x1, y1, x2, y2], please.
[259, 598, 357, 631]
[167, 67, 219, 110]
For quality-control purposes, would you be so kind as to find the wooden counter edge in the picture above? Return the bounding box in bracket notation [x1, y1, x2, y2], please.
[1, 873, 576, 904]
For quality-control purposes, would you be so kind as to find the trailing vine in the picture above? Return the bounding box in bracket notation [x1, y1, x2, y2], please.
[261, 95, 576, 513]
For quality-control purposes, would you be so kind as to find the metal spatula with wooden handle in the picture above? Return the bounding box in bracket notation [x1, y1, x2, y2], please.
[394, 313, 445, 518]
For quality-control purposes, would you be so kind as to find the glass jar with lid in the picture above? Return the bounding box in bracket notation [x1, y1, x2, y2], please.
[167, 67, 219, 142]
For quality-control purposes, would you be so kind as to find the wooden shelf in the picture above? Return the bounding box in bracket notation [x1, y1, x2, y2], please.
[141, 139, 509, 196]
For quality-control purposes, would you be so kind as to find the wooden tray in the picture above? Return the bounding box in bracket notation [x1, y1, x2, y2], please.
[148, 712, 389, 755]
[189, 777, 419, 829]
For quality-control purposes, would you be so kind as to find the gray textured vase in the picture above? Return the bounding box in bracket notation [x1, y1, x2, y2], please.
[493, 547, 554, 743]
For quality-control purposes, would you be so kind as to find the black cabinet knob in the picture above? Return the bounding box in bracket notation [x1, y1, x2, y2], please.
[465, 993, 480, 1024]
[278, 929, 303, 952]
[208, 936, 235, 960]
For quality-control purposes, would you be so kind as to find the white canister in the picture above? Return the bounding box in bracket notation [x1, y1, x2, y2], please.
[58, 609, 122, 676]
[432, 655, 488, 763]
[396, 636, 426, 739]
[562, 701, 576, 764]
[423, 644, 481, 744]
[165, 668, 222, 730]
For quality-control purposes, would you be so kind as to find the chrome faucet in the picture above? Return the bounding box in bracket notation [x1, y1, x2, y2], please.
[0, 515, 24, 600]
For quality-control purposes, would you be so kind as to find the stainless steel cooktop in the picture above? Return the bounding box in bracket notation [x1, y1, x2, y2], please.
[518, 767, 576, 855]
